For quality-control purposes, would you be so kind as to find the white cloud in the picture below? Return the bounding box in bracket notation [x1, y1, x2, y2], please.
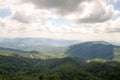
[76, 0, 114, 23]
[113, 0, 119, 3]
[19, 0, 116, 23]
[0, 0, 120, 41]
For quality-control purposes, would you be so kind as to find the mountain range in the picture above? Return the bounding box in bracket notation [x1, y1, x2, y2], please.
[0, 38, 120, 80]
[66, 41, 118, 59]
[0, 38, 80, 48]
[0, 38, 120, 60]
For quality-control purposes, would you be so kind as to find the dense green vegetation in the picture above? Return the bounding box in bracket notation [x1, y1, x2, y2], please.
[0, 55, 120, 80]
[0, 41, 120, 80]
[1, 41, 120, 60]
[0, 47, 66, 59]
[114, 47, 120, 61]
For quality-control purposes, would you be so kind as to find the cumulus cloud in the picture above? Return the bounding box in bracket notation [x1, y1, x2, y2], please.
[20, 0, 115, 23]
[75, 0, 114, 23]
[22, 0, 85, 15]
[12, 11, 32, 23]
[106, 28, 120, 33]
[113, 0, 119, 3]
[0, 0, 120, 41]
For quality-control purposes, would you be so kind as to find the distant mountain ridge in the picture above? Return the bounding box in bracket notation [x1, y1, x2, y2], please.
[0, 47, 39, 54]
[0, 38, 120, 60]
[66, 41, 119, 59]
[0, 38, 80, 49]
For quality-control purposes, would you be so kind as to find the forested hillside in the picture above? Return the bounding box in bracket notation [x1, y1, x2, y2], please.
[0, 55, 120, 80]
[0, 41, 120, 80]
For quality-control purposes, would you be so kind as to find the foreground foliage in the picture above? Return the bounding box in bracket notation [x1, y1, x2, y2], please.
[0, 56, 120, 80]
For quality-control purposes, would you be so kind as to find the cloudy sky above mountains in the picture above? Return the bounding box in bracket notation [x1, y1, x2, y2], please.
[0, 0, 120, 41]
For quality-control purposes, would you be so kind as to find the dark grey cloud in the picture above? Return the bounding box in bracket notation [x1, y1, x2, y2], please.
[22, 0, 91, 15]
[12, 11, 32, 23]
[0, 22, 5, 27]
[106, 28, 120, 33]
[20, 0, 114, 23]
[77, 13, 113, 23]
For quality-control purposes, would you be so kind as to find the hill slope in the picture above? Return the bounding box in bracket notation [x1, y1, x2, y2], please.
[66, 41, 117, 59]
[0, 55, 120, 80]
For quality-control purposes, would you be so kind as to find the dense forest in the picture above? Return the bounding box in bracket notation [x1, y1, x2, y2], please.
[0, 40, 120, 80]
[0, 55, 120, 80]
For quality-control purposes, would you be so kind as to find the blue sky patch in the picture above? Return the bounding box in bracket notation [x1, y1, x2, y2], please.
[0, 9, 11, 18]
[109, 0, 120, 10]
[113, 1, 120, 10]
[48, 17, 73, 27]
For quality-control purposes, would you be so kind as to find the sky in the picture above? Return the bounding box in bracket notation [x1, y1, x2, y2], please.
[0, 0, 120, 41]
